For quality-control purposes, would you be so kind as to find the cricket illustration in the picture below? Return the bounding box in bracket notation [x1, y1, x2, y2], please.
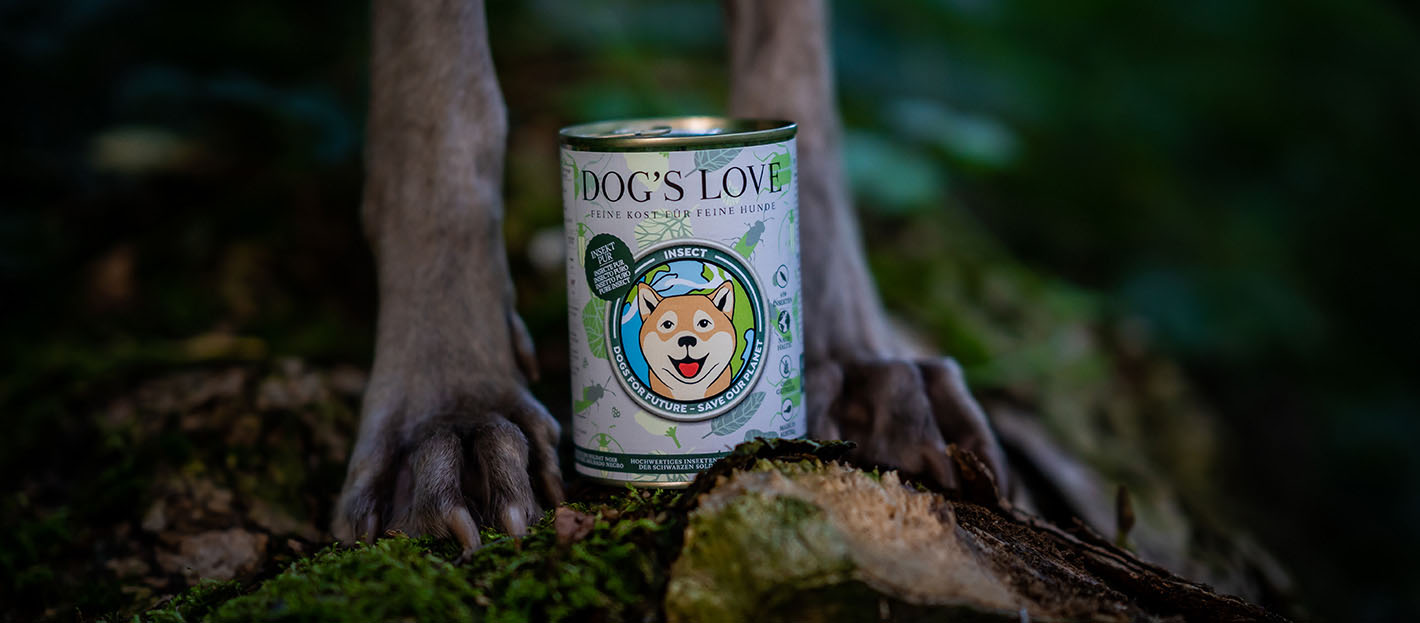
[572, 375, 615, 415]
[723, 217, 773, 259]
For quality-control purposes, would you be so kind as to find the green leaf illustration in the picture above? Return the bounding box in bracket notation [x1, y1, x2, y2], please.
[623, 152, 670, 192]
[576, 222, 589, 267]
[582, 297, 609, 360]
[694, 148, 742, 172]
[633, 211, 693, 250]
[635, 410, 674, 442]
[702, 391, 766, 438]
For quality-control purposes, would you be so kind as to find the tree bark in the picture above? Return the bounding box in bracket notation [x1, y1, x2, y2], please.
[665, 439, 1285, 622]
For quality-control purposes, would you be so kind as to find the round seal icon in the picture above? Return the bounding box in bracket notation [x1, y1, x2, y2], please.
[606, 241, 768, 421]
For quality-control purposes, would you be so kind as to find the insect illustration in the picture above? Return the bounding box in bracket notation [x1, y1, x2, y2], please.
[588, 421, 623, 453]
[777, 208, 797, 257]
[730, 217, 773, 259]
[572, 375, 615, 415]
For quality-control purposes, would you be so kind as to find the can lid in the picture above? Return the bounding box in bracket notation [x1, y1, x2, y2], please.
[559, 116, 796, 151]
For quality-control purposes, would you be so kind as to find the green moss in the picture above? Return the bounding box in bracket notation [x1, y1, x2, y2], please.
[139, 485, 684, 623]
[203, 539, 479, 622]
[466, 514, 676, 623]
[132, 580, 244, 623]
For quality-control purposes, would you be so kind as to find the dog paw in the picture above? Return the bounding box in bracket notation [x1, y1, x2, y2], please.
[806, 356, 1008, 496]
[332, 386, 562, 556]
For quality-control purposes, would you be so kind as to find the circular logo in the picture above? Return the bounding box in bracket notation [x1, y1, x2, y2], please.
[606, 241, 767, 421]
[583, 233, 636, 302]
[774, 264, 790, 288]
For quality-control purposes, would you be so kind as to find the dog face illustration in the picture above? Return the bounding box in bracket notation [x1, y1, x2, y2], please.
[636, 281, 737, 401]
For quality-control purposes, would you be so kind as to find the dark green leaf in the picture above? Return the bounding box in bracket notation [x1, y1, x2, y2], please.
[693, 148, 741, 172]
[582, 297, 609, 360]
[703, 391, 766, 438]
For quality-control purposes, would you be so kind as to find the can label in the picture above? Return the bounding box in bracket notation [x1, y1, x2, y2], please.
[562, 138, 804, 484]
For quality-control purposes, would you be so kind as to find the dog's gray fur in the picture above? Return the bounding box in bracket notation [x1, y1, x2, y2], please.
[336, 0, 1007, 554]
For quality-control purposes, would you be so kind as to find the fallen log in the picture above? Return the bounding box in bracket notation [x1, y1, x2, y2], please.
[667, 439, 1283, 622]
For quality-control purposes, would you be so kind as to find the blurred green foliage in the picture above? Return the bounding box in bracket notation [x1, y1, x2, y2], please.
[1, 0, 1416, 620]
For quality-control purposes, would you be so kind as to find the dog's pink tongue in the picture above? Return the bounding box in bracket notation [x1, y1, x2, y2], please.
[677, 361, 700, 377]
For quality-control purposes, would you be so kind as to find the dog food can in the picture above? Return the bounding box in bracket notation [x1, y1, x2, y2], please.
[559, 117, 804, 487]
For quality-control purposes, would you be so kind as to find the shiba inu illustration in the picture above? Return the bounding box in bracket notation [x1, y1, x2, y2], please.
[636, 280, 738, 401]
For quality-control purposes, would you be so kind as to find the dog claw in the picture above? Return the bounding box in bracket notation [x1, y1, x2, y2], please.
[334, 391, 560, 554]
[447, 505, 482, 555]
[359, 513, 380, 544]
[502, 506, 530, 537]
[807, 356, 1008, 496]
[922, 443, 958, 492]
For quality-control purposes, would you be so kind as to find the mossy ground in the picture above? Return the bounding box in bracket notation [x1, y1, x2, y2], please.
[130, 443, 854, 623]
[0, 359, 363, 621]
[131, 487, 686, 623]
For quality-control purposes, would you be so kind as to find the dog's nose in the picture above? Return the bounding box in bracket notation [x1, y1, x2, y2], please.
[678, 335, 697, 348]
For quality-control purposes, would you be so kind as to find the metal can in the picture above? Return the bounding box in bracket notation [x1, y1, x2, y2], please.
[559, 117, 805, 487]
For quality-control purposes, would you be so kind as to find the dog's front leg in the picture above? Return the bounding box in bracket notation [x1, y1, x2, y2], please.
[724, 0, 1009, 494]
[333, 0, 561, 555]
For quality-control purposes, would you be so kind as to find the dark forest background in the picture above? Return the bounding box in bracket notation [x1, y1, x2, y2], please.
[2, 0, 1417, 620]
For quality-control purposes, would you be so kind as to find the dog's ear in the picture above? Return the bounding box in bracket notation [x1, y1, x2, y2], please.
[636, 283, 662, 321]
[709, 281, 734, 317]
